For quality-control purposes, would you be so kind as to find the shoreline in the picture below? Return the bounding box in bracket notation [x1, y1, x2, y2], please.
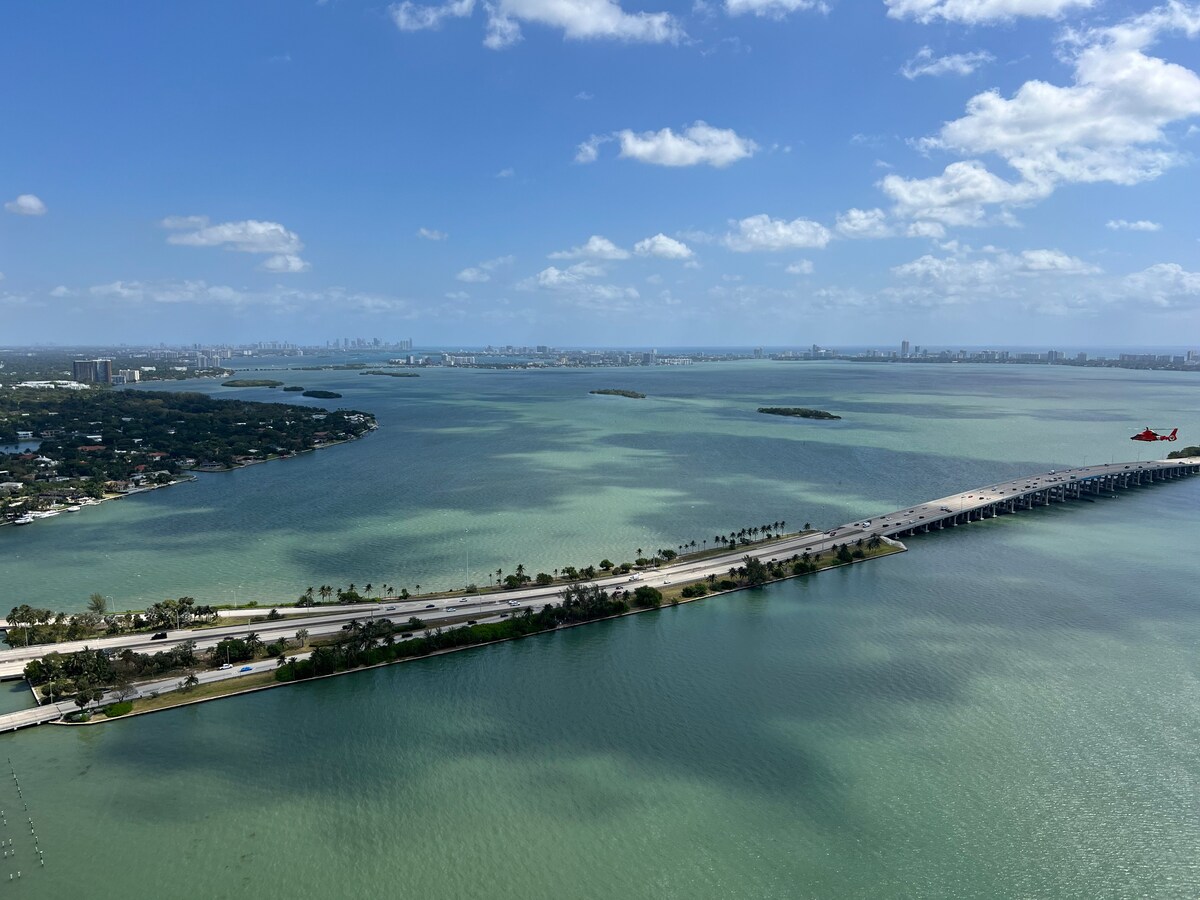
[54, 543, 906, 727]
[0, 431, 371, 528]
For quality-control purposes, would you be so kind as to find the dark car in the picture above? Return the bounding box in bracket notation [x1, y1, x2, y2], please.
[151, 632, 168, 640]
[341, 623, 353, 630]
[466, 620, 477, 625]
[425, 604, 435, 609]
[400, 632, 413, 638]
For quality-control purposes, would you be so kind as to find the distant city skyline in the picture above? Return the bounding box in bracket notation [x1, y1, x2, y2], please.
[2, 1, 1199, 346]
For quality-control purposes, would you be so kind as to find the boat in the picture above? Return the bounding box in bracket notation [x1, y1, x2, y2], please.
[64, 506, 82, 512]
[13, 516, 34, 526]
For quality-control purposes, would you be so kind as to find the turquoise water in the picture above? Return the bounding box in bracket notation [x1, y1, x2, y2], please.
[1, 362, 1199, 898]
[1, 361, 1194, 612]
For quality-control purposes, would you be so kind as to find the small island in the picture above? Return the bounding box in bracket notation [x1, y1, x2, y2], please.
[360, 370, 420, 378]
[222, 379, 284, 388]
[1168, 445, 1200, 459]
[282, 385, 305, 391]
[590, 389, 646, 399]
[302, 390, 342, 399]
[758, 407, 842, 420]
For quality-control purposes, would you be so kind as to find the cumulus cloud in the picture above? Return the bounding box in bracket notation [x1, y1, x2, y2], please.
[391, 0, 474, 31]
[261, 254, 312, 273]
[163, 216, 311, 272]
[901, 47, 994, 79]
[1106, 218, 1162, 231]
[1123, 262, 1200, 307]
[886, 0, 1092, 24]
[725, 0, 825, 19]
[1017, 248, 1099, 273]
[786, 260, 814, 275]
[580, 123, 757, 167]
[549, 235, 630, 260]
[880, 160, 1050, 226]
[883, 4, 1200, 227]
[4, 194, 47, 216]
[633, 233, 693, 259]
[456, 254, 514, 282]
[616, 122, 758, 167]
[417, 227, 448, 240]
[392, 0, 683, 48]
[723, 214, 832, 251]
[835, 207, 893, 239]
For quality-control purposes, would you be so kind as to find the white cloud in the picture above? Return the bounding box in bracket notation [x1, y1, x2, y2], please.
[883, 5, 1200, 227]
[165, 218, 301, 254]
[901, 47, 994, 79]
[390, 0, 474, 31]
[633, 233, 693, 259]
[50, 285, 73, 298]
[880, 160, 1049, 226]
[163, 216, 311, 272]
[495, 167, 515, 178]
[906, 221, 947, 238]
[723, 214, 832, 251]
[575, 135, 608, 164]
[835, 207, 893, 239]
[1017, 248, 1099, 273]
[393, 0, 683, 47]
[786, 260, 814, 275]
[456, 254, 514, 282]
[725, 0, 825, 20]
[4, 194, 47, 216]
[86, 280, 417, 315]
[886, 0, 1092, 24]
[1122, 262, 1200, 307]
[549, 235, 630, 260]
[417, 227, 449, 240]
[1106, 218, 1162, 231]
[261, 254, 312, 273]
[615, 122, 758, 167]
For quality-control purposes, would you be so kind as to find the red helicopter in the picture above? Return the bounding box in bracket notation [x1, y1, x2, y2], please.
[1130, 426, 1178, 442]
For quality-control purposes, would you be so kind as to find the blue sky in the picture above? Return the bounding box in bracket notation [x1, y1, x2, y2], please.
[2, 0, 1199, 347]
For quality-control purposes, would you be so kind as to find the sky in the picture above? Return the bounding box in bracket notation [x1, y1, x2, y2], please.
[2, 0, 1199, 348]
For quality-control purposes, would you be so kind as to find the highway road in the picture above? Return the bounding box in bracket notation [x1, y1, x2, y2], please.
[3, 457, 1195, 685]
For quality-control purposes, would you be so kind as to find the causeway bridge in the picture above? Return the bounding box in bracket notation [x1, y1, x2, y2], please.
[865, 458, 1200, 540]
[1, 456, 1196, 731]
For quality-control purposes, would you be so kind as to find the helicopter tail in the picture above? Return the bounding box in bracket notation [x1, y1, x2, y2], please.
[1167, 428, 1178, 441]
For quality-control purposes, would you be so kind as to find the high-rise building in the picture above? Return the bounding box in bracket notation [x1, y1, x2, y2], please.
[72, 359, 113, 384]
[901, 340, 910, 358]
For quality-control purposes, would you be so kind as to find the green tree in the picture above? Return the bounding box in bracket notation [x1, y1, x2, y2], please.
[743, 555, 769, 586]
[87, 593, 108, 615]
[632, 586, 663, 608]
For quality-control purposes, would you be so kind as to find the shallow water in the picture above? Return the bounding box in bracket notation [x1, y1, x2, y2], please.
[1, 361, 1198, 899]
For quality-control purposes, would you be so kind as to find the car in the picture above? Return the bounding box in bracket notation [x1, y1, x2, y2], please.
[861, 521, 871, 528]
[400, 632, 413, 638]
[466, 620, 477, 625]
[499, 613, 509, 618]
[341, 623, 354, 630]
[239, 666, 253, 672]
[218, 663, 233, 670]
[939, 506, 952, 512]
[151, 632, 168, 640]
[663, 578, 671, 584]
[385, 606, 396, 611]
[425, 604, 436, 609]
[627, 574, 642, 581]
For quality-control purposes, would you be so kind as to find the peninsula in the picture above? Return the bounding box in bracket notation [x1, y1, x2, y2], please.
[0, 389, 376, 521]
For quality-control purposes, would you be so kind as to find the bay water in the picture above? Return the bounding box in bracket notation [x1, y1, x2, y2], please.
[1, 361, 1198, 898]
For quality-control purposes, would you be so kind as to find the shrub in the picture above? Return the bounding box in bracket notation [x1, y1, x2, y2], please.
[103, 701, 133, 717]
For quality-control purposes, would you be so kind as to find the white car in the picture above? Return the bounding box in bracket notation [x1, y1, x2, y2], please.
[218, 663, 233, 670]
[627, 574, 642, 582]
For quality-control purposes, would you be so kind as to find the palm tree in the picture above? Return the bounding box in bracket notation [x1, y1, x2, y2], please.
[244, 631, 264, 657]
[867, 534, 882, 551]
[276, 655, 287, 668]
[295, 628, 309, 646]
[319, 585, 332, 602]
[364, 583, 373, 597]
[803, 522, 811, 532]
